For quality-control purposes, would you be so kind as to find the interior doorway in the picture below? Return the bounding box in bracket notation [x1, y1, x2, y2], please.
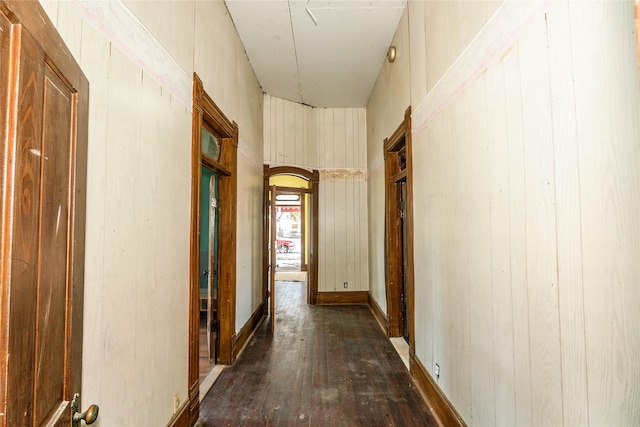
[189, 75, 238, 425]
[263, 166, 319, 318]
[384, 107, 416, 368]
[199, 166, 219, 380]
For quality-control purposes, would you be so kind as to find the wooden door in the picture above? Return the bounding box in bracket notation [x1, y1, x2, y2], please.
[0, 1, 90, 426]
[269, 186, 277, 333]
[207, 172, 219, 363]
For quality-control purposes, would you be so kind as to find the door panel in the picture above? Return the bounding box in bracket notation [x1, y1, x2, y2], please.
[269, 186, 277, 333]
[0, 1, 90, 425]
[35, 64, 75, 426]
[207, 172, 219, 362]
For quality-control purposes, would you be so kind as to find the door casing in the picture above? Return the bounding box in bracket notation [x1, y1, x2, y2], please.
[189, 74, 237, 426]
[263, 166, 319, 305]
[383, 107, 416, 372]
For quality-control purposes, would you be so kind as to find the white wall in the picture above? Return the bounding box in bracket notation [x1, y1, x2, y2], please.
[369, 0, 640, 425]
[40, 0, 264, 425]
[366, 8, 411, 315]
[264, 95, 369, 292]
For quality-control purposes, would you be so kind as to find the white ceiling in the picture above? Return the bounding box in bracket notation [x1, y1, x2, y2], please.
[225, 0, 406, 108]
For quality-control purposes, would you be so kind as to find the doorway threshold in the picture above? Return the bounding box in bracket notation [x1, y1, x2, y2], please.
[199, 364, 226, 401]
[389, 337, 410, 371]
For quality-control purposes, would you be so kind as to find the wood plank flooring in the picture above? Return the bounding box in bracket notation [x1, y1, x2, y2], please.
[200, 281, 437, 426]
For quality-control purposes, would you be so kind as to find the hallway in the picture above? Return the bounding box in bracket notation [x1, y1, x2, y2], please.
[200, 281, 437, 426]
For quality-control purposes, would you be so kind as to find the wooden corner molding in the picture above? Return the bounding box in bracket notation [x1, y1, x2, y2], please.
[412, 355, 467, 427]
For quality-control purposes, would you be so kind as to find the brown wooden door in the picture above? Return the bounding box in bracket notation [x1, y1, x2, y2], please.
[0, 1, 90, 426]
[269, 186, 277, 333]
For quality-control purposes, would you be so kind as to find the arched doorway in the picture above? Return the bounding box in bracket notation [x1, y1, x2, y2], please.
[263, 166, 319, 319]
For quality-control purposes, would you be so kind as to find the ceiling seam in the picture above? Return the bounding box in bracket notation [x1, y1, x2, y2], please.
[288, 1, 304, 104]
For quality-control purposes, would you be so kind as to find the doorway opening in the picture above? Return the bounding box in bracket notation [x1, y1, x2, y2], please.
[263, 166, 319, 332]
[199, 166, 219, 382]
[189, 74, 238, 425]
[384, 107, 416, 371]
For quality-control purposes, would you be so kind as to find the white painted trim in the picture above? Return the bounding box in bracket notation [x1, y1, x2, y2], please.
[411, 0, 551, 135]
[67, 0, 192, 111]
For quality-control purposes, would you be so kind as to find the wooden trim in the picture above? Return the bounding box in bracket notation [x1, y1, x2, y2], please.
[309, 170, 319, 305]
[232, 302, 266, 359]
[384, 106, 414, 343]
[188, 380, 199, 427]
[404, 108, 416, 355]
[272, 185, 312, 194]
[368, 293, 389, 335]
[316, 291, 368, 305]
[189, 74, 238, 426]
[412, 355, 466, 427]
[267, 165, 316, 181]
[166, 400, 190, 427]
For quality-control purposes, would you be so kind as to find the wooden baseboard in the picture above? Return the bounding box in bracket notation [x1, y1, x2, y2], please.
[232, 302, 266, 359]
[316, 291, 368, 305]
[367, 293, 389, 335]
[412, 354, 466, 427]
[166, 399, 189, 427]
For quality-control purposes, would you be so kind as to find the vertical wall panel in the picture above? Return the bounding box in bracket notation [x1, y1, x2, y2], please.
[546, 2, 589, 425]
[503, 44, 534, 427]
[485, 60, 516, 426]
[464, 79, 496, 427]
[78, 18, 109, 417]
[333, 181, 348, 290]
[334, 110, 346, 169]
[283, 99, 296, 164]
[101, 47, 142, 426]
[408, 1, 427, 105]
[570, 2, 640, 424]
[519, 14, 564, 425]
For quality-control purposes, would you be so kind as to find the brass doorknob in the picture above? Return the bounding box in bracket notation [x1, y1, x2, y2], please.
[71, 393, 99, 426]
[73, 405, 99, 424]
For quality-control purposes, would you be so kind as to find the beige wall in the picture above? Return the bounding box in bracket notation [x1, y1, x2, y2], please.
[368, 1, 640, 425]
[264, 95, 369, 292]
[40, 0, 264, 425]
[366, 8, 411, 314]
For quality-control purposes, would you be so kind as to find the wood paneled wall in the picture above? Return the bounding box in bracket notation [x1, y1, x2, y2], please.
[39, 1, 264, 425]
[264, 95, 369, 292]
[367, 1, 640, 425]
[366, 9, 411, 316]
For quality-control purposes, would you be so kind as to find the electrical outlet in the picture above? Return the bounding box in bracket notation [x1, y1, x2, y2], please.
[343, 282, 348, 288]
[435, 363, 440, 380]
[173, 394, 180, 414]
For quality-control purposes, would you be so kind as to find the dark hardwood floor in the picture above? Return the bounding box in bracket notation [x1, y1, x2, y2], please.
[200, 281, 437, 426]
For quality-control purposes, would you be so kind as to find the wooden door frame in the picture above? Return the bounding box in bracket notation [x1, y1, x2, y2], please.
[383, 107, 416, 371]
[188, 74, 237, 426]
[263, 166, 319, 305]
